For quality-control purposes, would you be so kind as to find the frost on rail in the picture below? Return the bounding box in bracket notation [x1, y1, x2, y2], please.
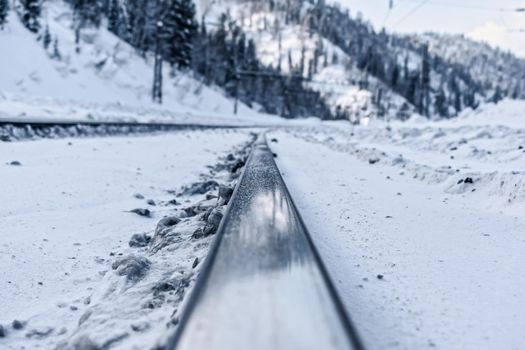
[168, 136, 364, 350]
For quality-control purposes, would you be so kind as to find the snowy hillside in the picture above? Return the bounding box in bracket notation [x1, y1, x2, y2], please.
[0, 0, 268, 124]
[199, 0, 525, 122]
[200, 0, 412, 122]
[406, 32, 525, 101]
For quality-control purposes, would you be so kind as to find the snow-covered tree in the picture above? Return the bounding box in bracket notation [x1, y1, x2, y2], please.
[160, 0, 197, 68]
[0, 0, 8, 29]
[42, 24, 52, 49]
[20, 0, 41, 33]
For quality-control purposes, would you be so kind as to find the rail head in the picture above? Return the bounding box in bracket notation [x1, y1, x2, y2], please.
[168, 134, 364, 350]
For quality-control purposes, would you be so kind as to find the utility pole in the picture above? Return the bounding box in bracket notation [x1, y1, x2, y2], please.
[152, 0, 164, 104]
[233, 70, 239, 115]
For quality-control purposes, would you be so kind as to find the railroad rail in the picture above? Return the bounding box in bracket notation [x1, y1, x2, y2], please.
[0, 119, 261, 141]
[0, 118, 256, 129]
[168, 135, 364, 350]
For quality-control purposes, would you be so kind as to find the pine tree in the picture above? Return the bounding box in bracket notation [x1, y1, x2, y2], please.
[51, 37, 61, 60]
[107, 0, 119, 34]
[20, 0, 41, 33]
[420, 44, 431, 117]
[43, 25, 52, 50]
[152, 18, 163, 103]
[0, 0, 8, 29]
[72, 0, 102, 29]
[160, 0, 197, 68]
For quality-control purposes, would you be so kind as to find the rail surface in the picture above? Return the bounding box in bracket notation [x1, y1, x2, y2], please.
[168, 135, 364, 350]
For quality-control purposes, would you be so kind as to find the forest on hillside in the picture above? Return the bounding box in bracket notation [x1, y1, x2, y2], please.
[2, 0, 524, 120]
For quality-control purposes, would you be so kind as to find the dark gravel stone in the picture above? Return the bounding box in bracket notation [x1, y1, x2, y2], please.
[192, 227, 205, 239]
[180, 180, 219, 196]
[9, 160, 22, 166]
[368, 158, 379, 165]
[167, 199, 179, 206]
[130, 208, 151, 217]
[203, 207, 224, 235]
[231, 160, 245, 173]
[12, 320, 25, 330]
[0, 325, 5, 337]
[133, 193, 144, 199]
[155, 216, 180, 236]
[129, 233, 151, 248]
[203, 193, 215, 200]
[464, 177, 474, 184]
[377, 274, 384, 280]
[147, 199, 156, 206]
[112, 255, 151, 282]
[270, 138, 278, 143]
[131, 322, 150, 333]
[192, 257, 199, 269]
[218, 185, 234, 205]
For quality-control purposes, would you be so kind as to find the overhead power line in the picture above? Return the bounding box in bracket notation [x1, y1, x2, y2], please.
[392, 0, 431, 28]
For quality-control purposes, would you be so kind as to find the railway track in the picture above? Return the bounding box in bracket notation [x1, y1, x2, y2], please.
[168, 135, 364, 350]
[0, 118, 253, 129]
[1, 120, 363, 348]
[0, 119, 260, 141]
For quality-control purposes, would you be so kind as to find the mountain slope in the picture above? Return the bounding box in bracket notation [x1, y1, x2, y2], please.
[200, 0, 525, 121]
[0, 0, 267, 124]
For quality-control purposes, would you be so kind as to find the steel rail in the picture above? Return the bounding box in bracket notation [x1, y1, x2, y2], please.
[167, 135, 364, 350]
[0, 118, 259, 129]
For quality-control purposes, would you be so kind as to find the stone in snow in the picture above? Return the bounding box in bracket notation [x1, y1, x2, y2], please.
[129, 233, 151, 248]
[218, 185, 234, 205]
[203, 207, 224, 235]
[130, 208, 151, 217]
[12, 320, 25, 330]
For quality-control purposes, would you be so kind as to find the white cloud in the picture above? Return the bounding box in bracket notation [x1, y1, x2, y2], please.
[468, 21, 525, 58]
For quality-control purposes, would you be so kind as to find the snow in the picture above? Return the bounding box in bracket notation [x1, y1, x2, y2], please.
[267, 101, 525, 349]
[0, 128, 254, 349]
[0, 1, 279, 125]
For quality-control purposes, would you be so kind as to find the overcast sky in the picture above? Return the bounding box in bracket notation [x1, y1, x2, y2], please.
[337, 0, 525, 57]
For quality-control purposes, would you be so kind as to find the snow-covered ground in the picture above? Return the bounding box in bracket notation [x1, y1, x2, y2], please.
[267, 100, 525, 349]
[0, 129, 254, 349]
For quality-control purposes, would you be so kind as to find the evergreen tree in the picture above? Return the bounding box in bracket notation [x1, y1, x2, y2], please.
[42, 25, 52, 50]
[160, 0, 197, 68]
[107, 0, 120, 34]
[0, 0, 8, 29]
[492, 86, 503, 104]
[71, 0, 102, 28]
[51, 37, 61, 60]
[420, 44, 431, 117]
[20, 0, 41, 33]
